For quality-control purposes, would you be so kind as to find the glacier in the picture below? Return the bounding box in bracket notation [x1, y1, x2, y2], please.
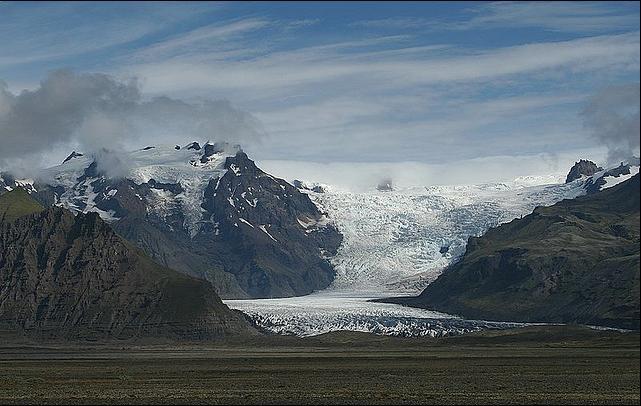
[225, 176, 592, 337]
[310, 179, 588, 293]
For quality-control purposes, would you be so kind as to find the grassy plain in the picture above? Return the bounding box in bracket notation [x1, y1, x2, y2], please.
[0, 326, 638, 405]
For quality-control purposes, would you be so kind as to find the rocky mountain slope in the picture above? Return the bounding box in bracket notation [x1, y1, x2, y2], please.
[0, 190, 254, 340]
[390, 174, 640, 330]
[0, 143, 342, 299]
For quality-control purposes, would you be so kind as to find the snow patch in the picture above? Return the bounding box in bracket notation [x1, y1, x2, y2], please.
[229, 163, 242, 176]
[239, 217, 254, 228]
[603, 166, 639, 189]
[259, 224, 278, 242]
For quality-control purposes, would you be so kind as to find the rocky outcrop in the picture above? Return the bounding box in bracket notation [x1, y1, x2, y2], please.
[391, 175, 640, 330]
[565, 159, 603, 183]
[200, 142, 242, 163]
[0, 204, 254, 340]
[293, 180, 325, 193]
[186, 141, 201, 151]
[377, 178, 394, 191]
[62, 151, 84, 164]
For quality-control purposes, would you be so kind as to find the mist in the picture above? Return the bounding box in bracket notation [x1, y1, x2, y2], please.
[582, 83, 640, 166]
[258, 148, 606, 191]
[0, 70, 263, 177]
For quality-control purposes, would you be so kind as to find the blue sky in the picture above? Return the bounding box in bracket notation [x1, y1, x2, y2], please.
[0, 1, 639, 185]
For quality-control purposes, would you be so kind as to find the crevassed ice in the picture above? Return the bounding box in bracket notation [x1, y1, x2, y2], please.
[309, 180, 587, 294]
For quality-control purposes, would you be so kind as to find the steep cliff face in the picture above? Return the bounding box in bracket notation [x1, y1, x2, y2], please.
[0, 205, 254, 340]
[395, 175, 640, 330]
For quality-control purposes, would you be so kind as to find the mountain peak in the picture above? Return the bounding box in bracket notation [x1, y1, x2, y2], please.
[565, 159, 603, 183]
[377, 178, 394, 191]
[18, 142, 342, 299]
[200, 141, 242, 163]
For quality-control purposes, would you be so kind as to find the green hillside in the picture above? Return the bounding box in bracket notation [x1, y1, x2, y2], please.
[0, 188, 44, 223]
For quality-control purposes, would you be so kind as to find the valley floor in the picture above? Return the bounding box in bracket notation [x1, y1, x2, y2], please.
[0, 326, 638, 405]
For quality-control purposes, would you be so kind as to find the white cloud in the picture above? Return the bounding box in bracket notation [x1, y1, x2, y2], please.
[452, 1, 640, 33]
[0, 3, 638, 181]
[119, 27, 638, 165]
[134, 18, 271, 61]
[353, 2, 639, 34]
[124, 32, 639, 97]
[258, 147, 608, 190]
[0, 4, 211, 68]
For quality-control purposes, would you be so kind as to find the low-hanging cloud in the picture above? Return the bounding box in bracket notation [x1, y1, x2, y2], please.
[0, 69, 263, 176]
[582, 83, 640, 166]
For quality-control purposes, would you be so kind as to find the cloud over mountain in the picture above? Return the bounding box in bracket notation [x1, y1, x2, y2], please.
[0, 70, 263, 174]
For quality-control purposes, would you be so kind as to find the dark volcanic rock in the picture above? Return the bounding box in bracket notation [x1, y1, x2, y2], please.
[201, 142, 242, 163]
[565, 159, 603, 183]
[147, 178, 184, 195]
[0, 206, 253, 340]
[196, 151, 342, 298]
[394, 175, 640, 330]
[293, 180, 325, 193]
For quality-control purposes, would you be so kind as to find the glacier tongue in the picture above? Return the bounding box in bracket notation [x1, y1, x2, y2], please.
[225, 291, 531, 337]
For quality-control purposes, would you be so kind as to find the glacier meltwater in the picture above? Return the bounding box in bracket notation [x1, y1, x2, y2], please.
[224, 176, 588, 337]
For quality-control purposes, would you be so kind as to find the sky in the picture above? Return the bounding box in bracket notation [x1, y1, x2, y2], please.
[0, 1, 639, 187]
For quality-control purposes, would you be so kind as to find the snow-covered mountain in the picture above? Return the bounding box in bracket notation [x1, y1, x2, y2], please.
[1, 142, 342, 299]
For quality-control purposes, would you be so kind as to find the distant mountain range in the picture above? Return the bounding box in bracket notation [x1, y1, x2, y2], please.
[1, 147, 639, 336]
[387, 173, 640, 330]
[0, 189, 254, 340]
